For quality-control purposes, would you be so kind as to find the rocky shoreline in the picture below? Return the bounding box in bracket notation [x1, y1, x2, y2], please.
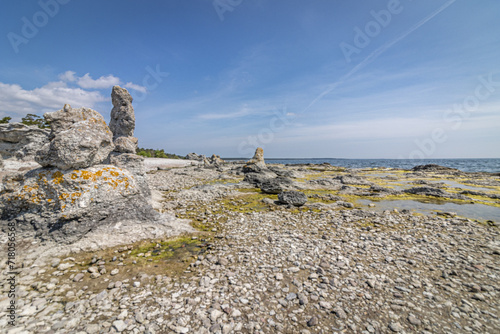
[1, 86, 499, 333]
[1, 156, 499, 333]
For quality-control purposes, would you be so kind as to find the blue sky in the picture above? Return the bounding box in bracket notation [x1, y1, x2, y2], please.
[1, 0, 499, 158]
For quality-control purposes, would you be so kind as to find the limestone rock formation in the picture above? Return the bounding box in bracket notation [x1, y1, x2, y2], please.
[108, 152, 151, 199]
[185, 153, 205, 161]
[243, 147, 266, 173]
[0, 100, 178, 246]
[109, 86, 138, 153]
[248, 147, 266, 168]
[0, 165, 158, 243]
[35, 105, 114, 170]
[0, 123, 50, 161]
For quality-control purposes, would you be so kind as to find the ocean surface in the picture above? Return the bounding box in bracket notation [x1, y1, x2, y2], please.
[225, 158, 500, 173]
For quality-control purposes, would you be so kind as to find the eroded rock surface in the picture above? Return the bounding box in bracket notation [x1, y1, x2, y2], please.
[35, 105, 114, 170]
[0, 123, 49, 161]
[109, 86, 138, 153]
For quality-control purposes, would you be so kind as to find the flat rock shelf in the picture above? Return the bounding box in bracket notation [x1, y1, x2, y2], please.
[1, 162, 499, 334]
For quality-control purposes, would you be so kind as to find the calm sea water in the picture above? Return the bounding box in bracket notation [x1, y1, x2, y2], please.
[225, 158, 500, 173]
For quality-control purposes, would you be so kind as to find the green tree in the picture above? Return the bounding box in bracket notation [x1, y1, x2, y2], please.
[21, 114, 50, 129]
[0, 116, 11, 124]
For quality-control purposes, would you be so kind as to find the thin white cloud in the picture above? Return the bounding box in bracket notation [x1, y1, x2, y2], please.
[124, 82, 147, 93]
[77, 73, 121, 89]
[0, 81, 106, 119]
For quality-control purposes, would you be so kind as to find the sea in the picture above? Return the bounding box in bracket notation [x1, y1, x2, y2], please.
[224, 158, 500, 173]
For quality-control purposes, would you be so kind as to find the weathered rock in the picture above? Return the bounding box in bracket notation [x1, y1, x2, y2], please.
[108, 152, 151, 198]
[110, 86, 135, 138]
[412, 164, 459, 173]
[113, 136, 138, 154]
[242, 163, 265, 174]
[403, 186, 471, 200]
[260, 177, 294, 194]
[185, 153, 205, 161]
[243, 173, 270, 187]
[0, 123, 50, 161]
[278, 191, 307, 206]
[35, 105, 114, 170]
[109, 86, 137, 153]
[0, 165, 158, 244]
[247, 147, 265, 168]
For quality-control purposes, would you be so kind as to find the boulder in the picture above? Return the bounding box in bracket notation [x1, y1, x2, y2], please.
[185, 153, 205, 161]
[109, 86, 137, 153]
[247, 147, 266, 168]
[260, 177, 294, 194]
[108, 152, 151, 198]
[242, 163, 265, 174]
[243, 173, 270, 187]
[411, 164, 460, 173]
[278, 191, 308, 206]
[0, 123, 50, 161]
[35, 105, 114, 170]
[110, 86, 135, 137]
[403, 186, 471, 200]
[0, 165, 158, 243]
[113, 136, 138, 154]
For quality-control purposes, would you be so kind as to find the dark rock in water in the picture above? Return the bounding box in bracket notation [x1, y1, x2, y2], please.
[0, 123, 50, 161]
[404, 186, 471, 200]
[412, 164, 460, 173]
[260, 177, 294, 194]
[110, 86, 138, 153]
[278, 191, 307, 206]
[35, 105, 114, 170]
[461, 190, 500, 200]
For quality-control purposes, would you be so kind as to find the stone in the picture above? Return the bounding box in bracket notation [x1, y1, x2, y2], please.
[403, 186, 470, 200]
[110, 86, 135, 138]
[112, 320, 127, 332]
[278, 191, 307, 206]
[110, 269, 119, 276]
[109, 86, 137, 153]
[0, 123, 49, 161]
[73, 273, 84, 282]
[113, 136, 138, 154]
[389, 322, 403, 332]
[35, 105, 114, 169]
[307, 316, 319, 327]
[260, 177, 294, 194]
[247, 147, 266, 168]
[0, 165, 169, 245]
[185, 153, 205, 161]
[108, 152, 151, 198]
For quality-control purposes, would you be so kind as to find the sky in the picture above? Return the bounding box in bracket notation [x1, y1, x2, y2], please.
[1, 0, 499, 159]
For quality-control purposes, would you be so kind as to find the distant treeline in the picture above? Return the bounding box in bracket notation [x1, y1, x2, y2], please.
[0, 114, 50, 129]
[136, 148, 185, 159]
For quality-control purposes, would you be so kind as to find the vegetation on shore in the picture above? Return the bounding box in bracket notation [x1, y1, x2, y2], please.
[0, 113, 50, 129]
[136, 147, 185, 159]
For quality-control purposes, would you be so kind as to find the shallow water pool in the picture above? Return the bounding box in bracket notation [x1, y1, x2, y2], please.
[358, 199, 500, 222]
